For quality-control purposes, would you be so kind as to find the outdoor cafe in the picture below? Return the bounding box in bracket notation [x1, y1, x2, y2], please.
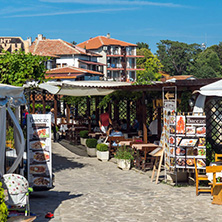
[2, 77, 222, 220]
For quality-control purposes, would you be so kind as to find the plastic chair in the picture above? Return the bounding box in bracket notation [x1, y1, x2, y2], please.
[2, 174, 33, 216]
[194, 159, 212, 196]
[215, 153, 222, 162]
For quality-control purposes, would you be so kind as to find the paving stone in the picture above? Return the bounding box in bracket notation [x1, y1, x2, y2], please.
[30, 142, 222, 222]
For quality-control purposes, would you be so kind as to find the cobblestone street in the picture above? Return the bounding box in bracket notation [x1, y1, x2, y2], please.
[31, 141, 222, 222]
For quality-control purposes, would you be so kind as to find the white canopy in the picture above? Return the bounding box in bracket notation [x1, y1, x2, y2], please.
[193, 79, 222, 113]
[0, 84, 26, 176]
[195, 79, 222, 97]
[38, 80, 132, 97]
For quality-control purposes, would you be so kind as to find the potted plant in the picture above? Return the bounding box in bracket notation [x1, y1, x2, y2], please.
[86, 138, 97, 157]
[79, 130, 89, 146]
[96, 144, 109, 162]
[115, 146, 134, 170]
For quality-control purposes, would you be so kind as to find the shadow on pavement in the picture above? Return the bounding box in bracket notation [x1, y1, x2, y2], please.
[52, 152, 85, 173]
[30, 190, 83, 221]
[59, 140, 88, 157]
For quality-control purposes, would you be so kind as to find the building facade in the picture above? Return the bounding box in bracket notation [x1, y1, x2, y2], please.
[29, 34, 105, 81]
[77, 34, 143, 82]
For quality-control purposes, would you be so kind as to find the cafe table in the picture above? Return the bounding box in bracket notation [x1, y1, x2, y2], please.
[118, 139, 133, 146]
[69, 125, 87, 144]
[131, 143, 159, 170]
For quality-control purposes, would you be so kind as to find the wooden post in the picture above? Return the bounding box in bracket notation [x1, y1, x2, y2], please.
[114, 101, 119, 123]
[95, 97, 99, 124]
[42, 90, 46, 114]
[142, 92, 147, 143]
[54, 95, 58, 126]
[87, 97, 91, 131]
[66, 103, 70, 123]
[157, 108, 162, 139]
[32, 92, 35, 114]
[127, 100, 130, 131]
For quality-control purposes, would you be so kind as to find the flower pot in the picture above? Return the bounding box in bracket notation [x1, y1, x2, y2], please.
[97, 150, 109, 162]
[80, 138, 87, 146]
[86, 147, 97, 157]
[116, 159, 131, 170]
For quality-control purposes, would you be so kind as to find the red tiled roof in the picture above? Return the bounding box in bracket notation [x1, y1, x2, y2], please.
[46, 66, 103, 79]
[77, 36, 137, 50]
[78, 59, 105, 66]
[167, 75, 194, 80]
[30, 39, 101, 57]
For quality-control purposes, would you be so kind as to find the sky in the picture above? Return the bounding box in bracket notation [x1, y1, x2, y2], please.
[0, 0, 222, 53]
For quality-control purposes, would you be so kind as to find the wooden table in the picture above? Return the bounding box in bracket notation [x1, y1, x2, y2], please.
[206, 165, 222, 205]
[69, 125, 87, 144]
[131, 143, 159, 171]
[118, 140, 133, 146]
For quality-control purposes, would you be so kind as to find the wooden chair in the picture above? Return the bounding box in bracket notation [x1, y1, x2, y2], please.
[194, 158, 212, 196]
[130, 141, 144, 170]
[215, 153, 222, 162]
[107, 136, 125, 157]
[206, 165, 222, 204]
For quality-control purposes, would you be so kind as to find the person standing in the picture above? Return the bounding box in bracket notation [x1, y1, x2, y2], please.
[49, 108, 57, 142]
[99, 107, 112, 133]
[22, 109, 29, 129]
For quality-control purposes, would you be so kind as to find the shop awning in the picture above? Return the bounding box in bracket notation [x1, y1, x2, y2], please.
[38, 80, 132, 97]
[194, 79, 222, 97]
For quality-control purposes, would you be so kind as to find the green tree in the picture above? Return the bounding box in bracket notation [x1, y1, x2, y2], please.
[136, 44, 162, 84]
[0, 50, 49, 86]
[136, 56, 162, 84]
[157, 40, 202, 75]
[208, 42, 222, 65]
[191, 49, 222, 78]
[136, 42, 150, 50]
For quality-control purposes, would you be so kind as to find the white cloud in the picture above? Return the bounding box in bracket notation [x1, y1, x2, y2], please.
[40, 0, 186, 8]
[4, 7, 136, 18]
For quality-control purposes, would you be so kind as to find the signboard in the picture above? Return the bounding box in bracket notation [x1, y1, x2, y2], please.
[169, 113, 206, 170]
[27, 114, 53, 189]
[162, 86, 177, 170]
[0, 37, 25, 53]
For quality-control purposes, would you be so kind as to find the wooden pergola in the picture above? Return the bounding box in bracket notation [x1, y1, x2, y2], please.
[27, 78, 222, 143]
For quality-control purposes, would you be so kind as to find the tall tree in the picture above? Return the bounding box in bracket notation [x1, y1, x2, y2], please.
[207, 42, 222, 65]
[0, 50, 48, 86]
[157, 40, 202, 75]
[191, 49, 221, 78]
[136, 42, 150, 50]
[136, 44, 162, 84]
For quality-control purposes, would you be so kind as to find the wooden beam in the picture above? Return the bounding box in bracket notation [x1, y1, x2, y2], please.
[142, 92, 147, 143]
[54, 95, 57, 126]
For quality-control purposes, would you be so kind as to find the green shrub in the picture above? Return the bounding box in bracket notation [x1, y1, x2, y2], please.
[79, 130, 89, 138]
[96, 143, 108, 152]
[86, 138, 97, 148]
[0, 182, 8, 222]
[115, 146, 134, 160]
